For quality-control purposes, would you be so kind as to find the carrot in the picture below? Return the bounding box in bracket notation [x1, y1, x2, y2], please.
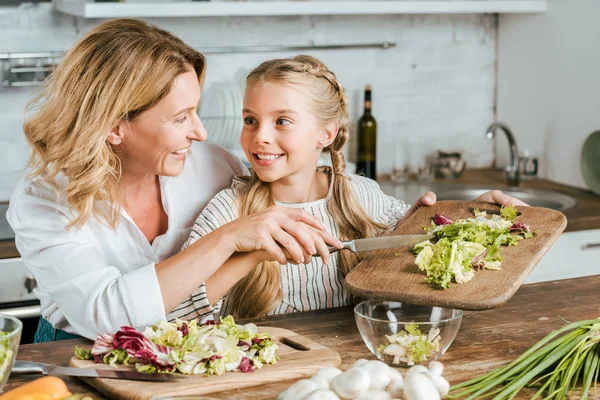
[0, 376, 71, 400]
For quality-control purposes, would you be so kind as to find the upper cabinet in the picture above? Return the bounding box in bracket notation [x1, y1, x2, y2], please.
[55, 0, 547, 18]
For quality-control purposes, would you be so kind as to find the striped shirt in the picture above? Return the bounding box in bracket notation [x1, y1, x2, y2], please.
[168, 167, 410, 321]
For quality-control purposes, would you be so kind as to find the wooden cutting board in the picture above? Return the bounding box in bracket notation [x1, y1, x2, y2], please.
[345, 201, 567, 310]
[69, 327, 340, 400]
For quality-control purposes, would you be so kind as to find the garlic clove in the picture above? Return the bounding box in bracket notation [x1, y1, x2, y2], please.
[331, 367, 371, 399]
[386, 377, 404, 398]
[311, 374, 330, 390]
[388, 366, 403, 382]
[428, 360, 444, 376]
[354, 389, 392, 400]
[406, 365, 428, 377]
[423, 371, 450, 397]
[359, 360, 392, 390]
[403, 372, 441, 400]
[302, 388, 340, 400]
[352, 358, 369, 368]
[278, 379, 319, 400]
[314, 366, 343, 383]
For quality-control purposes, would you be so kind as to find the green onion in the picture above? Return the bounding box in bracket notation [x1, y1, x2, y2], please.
[448, 318, 600, 400]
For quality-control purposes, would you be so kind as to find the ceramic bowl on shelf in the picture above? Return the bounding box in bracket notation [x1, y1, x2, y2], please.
[354, 300, 462, 368]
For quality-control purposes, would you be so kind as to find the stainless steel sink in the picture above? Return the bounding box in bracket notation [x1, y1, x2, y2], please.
[380, 182, 577, 212]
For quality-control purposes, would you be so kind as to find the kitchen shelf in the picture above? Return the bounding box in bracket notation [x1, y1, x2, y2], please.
[54, 0, 547, 18]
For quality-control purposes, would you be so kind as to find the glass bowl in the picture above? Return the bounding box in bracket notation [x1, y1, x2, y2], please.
[354, 300, 462, 367]
[0, 314, 22, 393]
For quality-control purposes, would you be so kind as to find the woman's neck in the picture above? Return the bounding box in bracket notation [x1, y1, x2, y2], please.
[270, 169, 330, 204]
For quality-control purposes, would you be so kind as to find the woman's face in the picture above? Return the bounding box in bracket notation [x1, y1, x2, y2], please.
[241, 81, 327, 184]
[113, 69, 207, 177]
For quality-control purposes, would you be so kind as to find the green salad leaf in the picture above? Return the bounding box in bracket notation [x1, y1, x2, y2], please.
[0, 331, 14, 384]
[377, 322, 441, 366]
[414, 205, 534, 289]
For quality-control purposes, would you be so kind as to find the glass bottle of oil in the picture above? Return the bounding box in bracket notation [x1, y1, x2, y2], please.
[356, 84, 377, 180]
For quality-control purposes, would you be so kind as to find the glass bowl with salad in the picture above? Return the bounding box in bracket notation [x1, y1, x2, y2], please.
[354, 300, 462, 368]
[0, 314, 22, 393]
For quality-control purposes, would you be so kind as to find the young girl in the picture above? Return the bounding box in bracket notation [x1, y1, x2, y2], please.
[167, 54, 410, 322]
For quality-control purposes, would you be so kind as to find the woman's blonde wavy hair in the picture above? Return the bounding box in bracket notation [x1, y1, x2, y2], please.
[24, 18, 206, 229]
[227, 55, 386, 318]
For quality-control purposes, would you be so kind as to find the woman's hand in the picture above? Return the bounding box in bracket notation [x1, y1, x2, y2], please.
[475, 190, 529, 206]
[219, 205, 343, 265]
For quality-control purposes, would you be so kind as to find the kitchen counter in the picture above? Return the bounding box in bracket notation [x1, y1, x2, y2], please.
[6, 275, 600, 399]
[440, 168, 600, 232]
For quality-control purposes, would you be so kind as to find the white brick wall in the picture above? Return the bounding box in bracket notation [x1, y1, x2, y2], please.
[0, 3, 496, 201]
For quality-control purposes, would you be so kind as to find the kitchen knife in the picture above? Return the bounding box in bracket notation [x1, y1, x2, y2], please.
[12, 360, 176, 382]
[319, 233, 434, 256]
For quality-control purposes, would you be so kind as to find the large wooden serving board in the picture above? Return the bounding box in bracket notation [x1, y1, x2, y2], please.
[69, 327, 341, 400]
[345, 201, 567, 310]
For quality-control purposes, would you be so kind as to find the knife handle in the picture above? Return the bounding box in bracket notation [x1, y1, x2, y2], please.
[12, 360, 49, 375]
[315, 241, 356, 257]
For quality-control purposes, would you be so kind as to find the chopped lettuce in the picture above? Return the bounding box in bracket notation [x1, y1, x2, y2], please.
[414, 205, 534, 289]
[377, 322, 441, 366]
[76, 316, 278, 376]
[0, 331, 14, 384]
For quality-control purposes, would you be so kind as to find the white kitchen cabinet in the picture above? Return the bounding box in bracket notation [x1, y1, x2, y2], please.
[525, 229, 600, 284]
[54, 0, 547, 18]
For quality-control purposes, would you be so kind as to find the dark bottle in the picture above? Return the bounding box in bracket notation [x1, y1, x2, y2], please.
[356, 84, 377, 180]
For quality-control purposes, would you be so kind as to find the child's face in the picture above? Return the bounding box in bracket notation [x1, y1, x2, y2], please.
[241, 81, 332, 183]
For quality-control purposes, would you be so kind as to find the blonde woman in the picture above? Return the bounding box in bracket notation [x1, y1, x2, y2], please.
[170, 55, 526, 321]
[6, 20, 347, 342]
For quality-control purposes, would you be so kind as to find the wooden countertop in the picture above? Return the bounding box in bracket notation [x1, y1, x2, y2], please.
[6, 275, 600, 399]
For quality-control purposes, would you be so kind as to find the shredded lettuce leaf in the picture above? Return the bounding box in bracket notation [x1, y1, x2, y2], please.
[377, 322, 441, 366]
[0, 331, 14, 384]
[414, 205, 534, 289]
[76, 316, 278, 376]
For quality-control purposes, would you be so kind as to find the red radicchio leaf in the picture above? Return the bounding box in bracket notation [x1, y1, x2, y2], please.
[112, 326, 175, 370]
[204, 320, 217, 325]
[239, 357, 255, 373]
[201, 355, 223, 363]
[91, 333, 115, 362]
[178, 323, 189, 337]
[433, 213, 454, 225]
[252, 338, 264, 345]
[237, 340, 251, 351]
[510, 222, 531, 233]
[471, 249, 488, 270]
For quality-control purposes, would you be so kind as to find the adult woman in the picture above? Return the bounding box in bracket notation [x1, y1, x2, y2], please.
[7, 19, 343, 342]
[7, 18, 523, 342]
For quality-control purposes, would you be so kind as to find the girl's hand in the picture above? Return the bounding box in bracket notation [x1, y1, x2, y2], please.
[220, 205, 343, 265]
[403, 191, 437, 220]
[475, 190, 529, 206]
[402, 189, 528, 222]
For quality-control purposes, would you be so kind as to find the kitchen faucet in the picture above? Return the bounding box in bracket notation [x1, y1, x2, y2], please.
[485, 122, 520, 186]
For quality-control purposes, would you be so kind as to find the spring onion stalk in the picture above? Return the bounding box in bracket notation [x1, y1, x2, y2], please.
[449, 318, 600, 400]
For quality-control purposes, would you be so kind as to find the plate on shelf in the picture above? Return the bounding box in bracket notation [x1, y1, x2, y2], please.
[581, 130, 600, 196]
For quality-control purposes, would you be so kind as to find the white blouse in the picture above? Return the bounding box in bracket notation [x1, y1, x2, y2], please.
[6, 141, 247, 340]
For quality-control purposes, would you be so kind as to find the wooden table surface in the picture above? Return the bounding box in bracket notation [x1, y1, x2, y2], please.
[6, 275, 600, 399]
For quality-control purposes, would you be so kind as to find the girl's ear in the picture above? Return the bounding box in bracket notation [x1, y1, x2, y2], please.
[106, 120, 125, 146]
[318, 121, 338, 149]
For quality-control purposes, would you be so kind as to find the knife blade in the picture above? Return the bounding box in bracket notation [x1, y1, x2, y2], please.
[318, 233, 434, 256]
[12, 360, 176, 382]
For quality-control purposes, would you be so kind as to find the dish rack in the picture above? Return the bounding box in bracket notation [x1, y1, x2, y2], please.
[0, 52, 63, 87]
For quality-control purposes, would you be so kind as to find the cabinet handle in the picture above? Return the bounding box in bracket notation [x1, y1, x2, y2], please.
[581, 242, 600, 250]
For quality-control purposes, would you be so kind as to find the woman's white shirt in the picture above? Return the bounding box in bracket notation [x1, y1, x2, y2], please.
[6, 142, 248, 340]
